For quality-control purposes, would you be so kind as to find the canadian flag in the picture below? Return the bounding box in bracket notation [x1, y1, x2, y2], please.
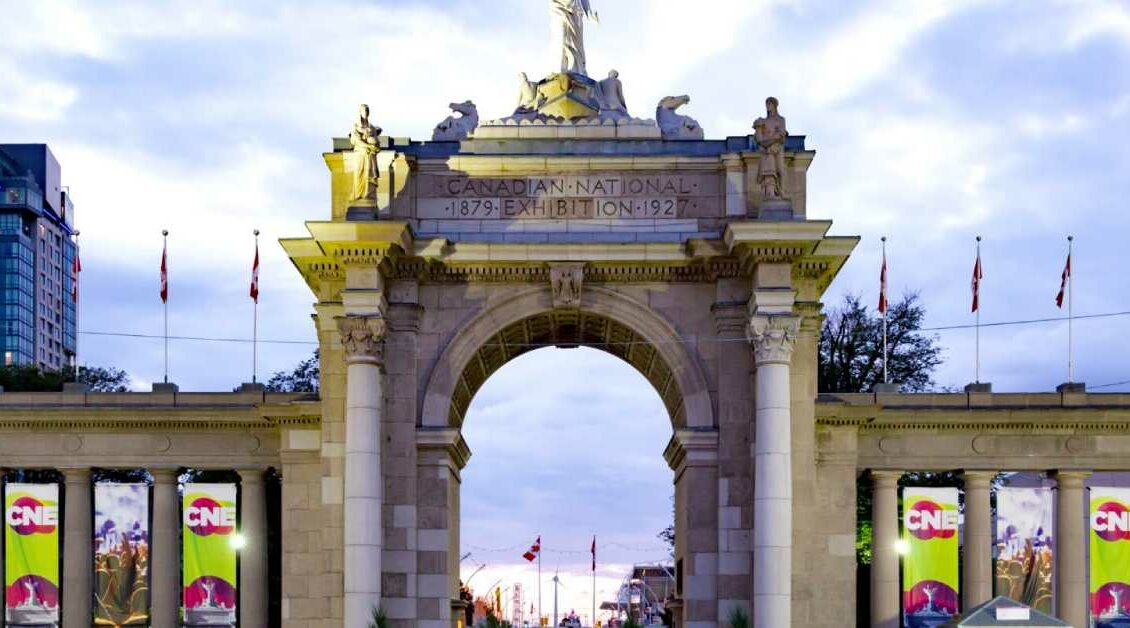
[522, 536, 541, 562]
[971, 251, 983, 313]
[250, 242, 260, 303]
[160, 240, 168, 304]
[878, 248, 888, 315]
[1056, 253, 1071, 308]
[591, 536, 596, 572]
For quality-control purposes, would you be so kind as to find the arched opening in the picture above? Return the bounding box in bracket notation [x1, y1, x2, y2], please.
[458, 346, 676, 627]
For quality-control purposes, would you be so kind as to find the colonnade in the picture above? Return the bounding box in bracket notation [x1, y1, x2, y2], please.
[869, 469, 1091, 628]
[5, 467, 270, 628]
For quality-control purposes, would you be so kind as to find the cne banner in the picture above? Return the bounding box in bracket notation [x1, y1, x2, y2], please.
[94, 482, 151, 626]
[994, 487, 1054, 614]
[182, 483, 238, 628]
[4, 482, 61, 627]
[1090, 487, 1130, 627]
[902, 486, 959, 627]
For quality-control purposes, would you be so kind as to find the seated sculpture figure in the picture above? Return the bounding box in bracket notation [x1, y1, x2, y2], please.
[656, 95, 704, 139]
[432, 100, 480, 141]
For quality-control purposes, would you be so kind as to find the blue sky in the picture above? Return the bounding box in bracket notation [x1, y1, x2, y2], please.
[3, 0, 1129, 617]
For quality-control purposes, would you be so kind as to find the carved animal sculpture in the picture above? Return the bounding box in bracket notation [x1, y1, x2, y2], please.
[432, 100, 480, 141]
[656, 95, 704, 140]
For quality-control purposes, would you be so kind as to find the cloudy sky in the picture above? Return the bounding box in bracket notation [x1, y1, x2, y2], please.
[4, 0, 1130, 619]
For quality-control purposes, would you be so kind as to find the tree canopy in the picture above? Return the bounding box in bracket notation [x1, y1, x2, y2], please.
[818, 292, 943, 393]
[0, 364, 129, 392]
[264, 350, 320, 393]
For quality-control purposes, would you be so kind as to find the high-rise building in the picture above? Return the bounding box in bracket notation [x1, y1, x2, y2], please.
[0, 144, 77, 369]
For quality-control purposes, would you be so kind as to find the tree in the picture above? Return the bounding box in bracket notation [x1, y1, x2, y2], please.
[75, 365, 130, 392]
[264, 350, 319, 393]
[657, 495, 674, 557]
[0, 364, 129, 392]
[818, 292, 942, 393]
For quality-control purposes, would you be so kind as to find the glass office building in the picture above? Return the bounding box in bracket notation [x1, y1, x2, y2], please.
[0, 144, 77, 369]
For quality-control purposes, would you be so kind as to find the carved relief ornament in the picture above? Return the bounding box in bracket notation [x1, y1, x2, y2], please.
[549, 262, 585, 309]
[336, 315, 388, 364]
[746, 315, 801, 365]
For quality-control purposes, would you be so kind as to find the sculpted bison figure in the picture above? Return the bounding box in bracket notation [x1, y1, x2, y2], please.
[432, 100, 480, 141]
[656, 95, 704, 140]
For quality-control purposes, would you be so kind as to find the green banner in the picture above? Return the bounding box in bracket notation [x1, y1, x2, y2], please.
[1090, 488, 1130, 627]
[902, 486, 959, 626]
[182, 483, 238, 627]
[5, 482, 61, 626]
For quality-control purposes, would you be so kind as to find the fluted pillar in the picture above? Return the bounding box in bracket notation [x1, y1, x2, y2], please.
[150, 469, 180, 628]
[748, 314, 800, 628]
[338, 315, 387, 626]
[1053, 470, 1090, 628]
[870, 471, 902, 628]
[238, 469, 268, 628]
[62, 468, 92, 628]
[962, 471, 995, 609]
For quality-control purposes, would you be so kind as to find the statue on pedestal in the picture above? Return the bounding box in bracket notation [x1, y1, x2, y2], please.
[516, 73, 543, 114]
[551, 0, 598, 75]
[597, 70, 628, 118]
[753, 97, 789, 199]
[349, 104, 381, 203]
[657, 95, 704, 140]
[432, 100, 480, 141]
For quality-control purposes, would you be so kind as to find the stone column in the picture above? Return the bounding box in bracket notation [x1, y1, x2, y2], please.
[238, 469, 268, 628]
[62, 468, 92, 628]
[338, 315, 387, 626]
[1053, 470, 1090, 628]
[870, 471, 902, 628]
[150, 469, 180, 628]
[962, 471, 995, 609]
[747, 314, 800, 628]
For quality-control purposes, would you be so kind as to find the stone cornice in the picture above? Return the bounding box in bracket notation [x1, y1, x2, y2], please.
[416, 427, 472, 471]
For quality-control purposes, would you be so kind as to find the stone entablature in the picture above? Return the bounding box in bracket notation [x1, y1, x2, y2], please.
[324, 135, 814, 233]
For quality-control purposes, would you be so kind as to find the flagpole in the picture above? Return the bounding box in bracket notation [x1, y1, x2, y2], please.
[975, 235, 982, 384]
[592, 536, 596, 628]
[881, 236, 888, 384]
[538, 546, 542, 626]
[252, 229, 260, 384]
[162, 229, 169, 384]
[1067, 235, 1074, 383]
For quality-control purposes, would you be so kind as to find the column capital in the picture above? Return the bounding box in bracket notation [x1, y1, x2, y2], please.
[1052, 470, 1091, 488]
[150, 468, 179, 483]
[237, 468, 265, 484]
[60, 467, 92, 482]
[870, 470, 903, 488]
[747, 314, 800, 365]
[336, 314, 388, 365]
[960, 470, 998, 486]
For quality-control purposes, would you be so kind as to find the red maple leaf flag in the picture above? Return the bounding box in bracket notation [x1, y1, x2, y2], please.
[971, 251, 983, 313]
[522, 536, 541, 562]
[878, 249, 888, 315]
[591, 536, 596, 572]
[1056, 253, 1071, 308]
[160, 240, 168, 304]
[250, 241, 260, 303]
[71, 250, 81, 303]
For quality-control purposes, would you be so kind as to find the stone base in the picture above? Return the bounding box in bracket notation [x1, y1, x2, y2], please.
[756, 198, 794, 220]
[152, 382, 179, 393]
[345, 205, 378, 221]
[537, 72, 599, 119]
[872, 382, 900, 393]
[62, 382, 89, 394]
[965, 382, 992, 393]
[1057, 382, 1086, 393]
[237, 382, 266, 393]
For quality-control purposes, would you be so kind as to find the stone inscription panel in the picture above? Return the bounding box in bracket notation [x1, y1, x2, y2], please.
[416, 173, 721, 219]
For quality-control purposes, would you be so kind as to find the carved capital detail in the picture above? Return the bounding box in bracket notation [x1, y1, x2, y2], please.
[746, 315, 800, 365]
[548, 262, 585, 309]
[336, 315, 388, 365]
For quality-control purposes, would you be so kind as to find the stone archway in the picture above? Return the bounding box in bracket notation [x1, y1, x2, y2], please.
[415, 285, 718, 626]
[420, 286, 715, 431]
